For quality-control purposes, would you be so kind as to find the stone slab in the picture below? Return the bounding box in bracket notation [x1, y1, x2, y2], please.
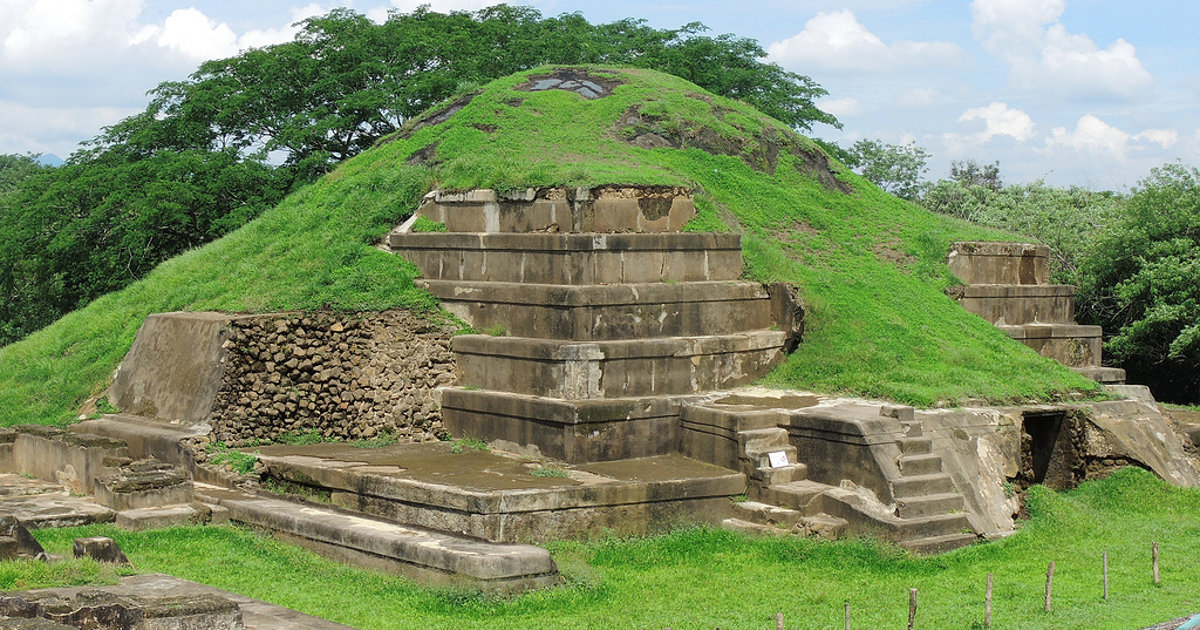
[11, 427, 129, 495]
[249, 443, 743, 517]
[390, 232, 743, 284]
[440, 389, 691, 462]
[453, 331, 786, 398]
[115, 505, 205, 531]
[417, 186, 695, 233]
[0, 494, 115, 530]
[997, 323, 1102, 367]
[947, 241, 1050, 285]
[8, 573, 353, 630]
[72, 415, 205, 468]
[419, 280, 773, 340]
[954, 284, 1076, 325]
[195, 485, 559, 593]
[109, 312, 284, 424]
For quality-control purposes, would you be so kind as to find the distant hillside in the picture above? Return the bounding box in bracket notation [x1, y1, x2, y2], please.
[35, 154, 63, 167]
[0, 66, 1097, 426]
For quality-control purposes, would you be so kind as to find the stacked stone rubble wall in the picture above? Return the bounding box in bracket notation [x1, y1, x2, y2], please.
[208, 311, 456, 447]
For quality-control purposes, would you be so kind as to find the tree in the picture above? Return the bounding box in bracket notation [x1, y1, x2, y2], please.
[950, 159, 1002, 191]
[0, 6, 841, 347]
[1078, 163, 1200, 404]
[921, 179, 1121, 283]
[849, 139, 929, 200]
[0, 154, 47, 194]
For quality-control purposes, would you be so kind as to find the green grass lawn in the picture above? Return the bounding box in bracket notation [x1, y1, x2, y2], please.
[0, 65, 1099, 428]
[8, 468, 1197, 629]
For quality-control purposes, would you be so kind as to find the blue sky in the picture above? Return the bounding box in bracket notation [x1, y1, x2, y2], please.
[2, 0, 1197, 190]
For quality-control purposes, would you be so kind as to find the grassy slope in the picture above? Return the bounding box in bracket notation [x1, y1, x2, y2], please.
[0, 66, 1097, 425]
[15, 468, 1199, 629]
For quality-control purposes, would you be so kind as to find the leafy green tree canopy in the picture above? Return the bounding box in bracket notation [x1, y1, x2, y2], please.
[847, 139, 929, 200]
[1079, 163, 1200, 403]
[116, 5, 838, 178]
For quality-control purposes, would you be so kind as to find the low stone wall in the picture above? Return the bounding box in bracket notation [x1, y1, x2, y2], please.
[208, 311, 456, 447]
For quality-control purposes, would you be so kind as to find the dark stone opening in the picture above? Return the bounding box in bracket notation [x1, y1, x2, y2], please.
[1024, 411, 1064, 485]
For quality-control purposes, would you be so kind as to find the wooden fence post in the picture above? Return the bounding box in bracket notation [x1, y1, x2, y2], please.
[908, 588, 918, 630]
[1103, 551, 1109, 601]
[985, 573, 993, 628]
[1153, 542, 1161, 585]
[1045, 561, 1055, 612]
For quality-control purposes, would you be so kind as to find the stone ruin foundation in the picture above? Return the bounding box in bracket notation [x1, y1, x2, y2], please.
[110, 310, 456, 448]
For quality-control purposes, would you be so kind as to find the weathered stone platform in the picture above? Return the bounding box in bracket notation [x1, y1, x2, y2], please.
[247, 441, 742, 543]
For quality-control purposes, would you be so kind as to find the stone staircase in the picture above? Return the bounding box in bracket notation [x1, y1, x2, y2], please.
[389, 187, 792, 463]
[948, 242, 1125, 384]
[685, 401, 977, 553]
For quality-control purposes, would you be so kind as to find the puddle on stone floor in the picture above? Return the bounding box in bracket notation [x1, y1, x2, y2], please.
[712, 394, 819, 409]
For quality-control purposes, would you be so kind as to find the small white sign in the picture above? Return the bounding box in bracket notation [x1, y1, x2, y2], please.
[767, 451, 790, 468]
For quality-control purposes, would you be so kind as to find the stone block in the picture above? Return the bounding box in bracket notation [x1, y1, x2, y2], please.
[115, 505, 205, 531]
[453, 331, 786, 398]
[13, 426, 130, 494]
[0, 515, 45, 560]
[947, 241, 1050, 285]
[93, 459, 192, 511]
[72, 537, 130, 566]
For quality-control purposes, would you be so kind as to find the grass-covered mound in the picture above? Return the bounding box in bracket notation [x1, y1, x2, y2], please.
[0, 66, 1098, 425]
[15, 468, 1198, 629]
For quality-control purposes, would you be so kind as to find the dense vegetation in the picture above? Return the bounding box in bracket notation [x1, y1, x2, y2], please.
[7, 468, 1196, 629]
[0, 5, 837, 347]
[0, 66, 1095, 427]
[917, 162, 1200, 404]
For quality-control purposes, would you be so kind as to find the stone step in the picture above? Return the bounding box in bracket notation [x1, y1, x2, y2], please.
[726, 502, 847, 540]
[953, 284, 1077, 326]
[898, 437, 932, 455]
[898, 454, 942, 476]
[1073, 365, 1127, 385]
[738, 428, 792, 456]
[453, 332, 786, 399]
[947, 242, 1051, 286]
[759, 480, 829, 512]
[891, 473, 956, 498]
[893, 512, 972, 540]
[419, 280, 773, 340]
[440, 388, 697, 462]
[750, 463, 807, 486]
[414, 187, 696, 234]
[390, 232, 743, 284]
[721, 517, 790, 536]
[996, 323, 1103, 368]
[115, 504, 207, 531]
[900, 532, 979, 555]
[894, 492, 965, 519]
[193, 484, 558, 594]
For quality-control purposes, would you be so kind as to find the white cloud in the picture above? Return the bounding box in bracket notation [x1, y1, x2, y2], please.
[1135, 128, 1179, 149]
[1047, 114, 1131, 158]
[2, 0, 144, 67]
[767, 9, 963, 74]
[958, 102, 1035, 142]
[970, 0, 1152, 100]
[819, 97, 863, 117]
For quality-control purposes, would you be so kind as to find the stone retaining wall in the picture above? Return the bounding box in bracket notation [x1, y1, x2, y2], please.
[208, 311, 456, 447]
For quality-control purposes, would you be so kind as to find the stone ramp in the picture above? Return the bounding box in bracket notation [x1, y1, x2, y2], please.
[193, 484, 559, 594]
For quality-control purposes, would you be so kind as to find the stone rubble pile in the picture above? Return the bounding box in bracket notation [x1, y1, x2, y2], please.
[208, 310, 456, 446]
